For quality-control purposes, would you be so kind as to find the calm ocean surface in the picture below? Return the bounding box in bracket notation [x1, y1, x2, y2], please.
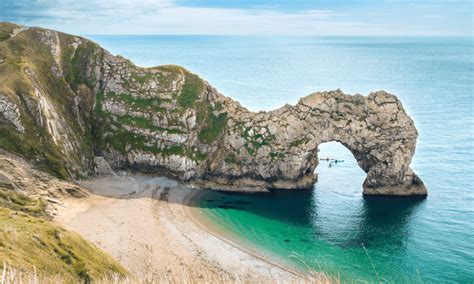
[89, 35, 474, 282]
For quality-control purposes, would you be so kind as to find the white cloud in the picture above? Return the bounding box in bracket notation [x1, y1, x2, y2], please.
[8, 0, 472, 35]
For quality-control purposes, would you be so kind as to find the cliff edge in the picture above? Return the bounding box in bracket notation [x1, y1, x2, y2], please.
[0, 23, 426, 196]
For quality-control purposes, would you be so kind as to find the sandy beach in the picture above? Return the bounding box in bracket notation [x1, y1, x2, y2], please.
[54, 174, 305, 282]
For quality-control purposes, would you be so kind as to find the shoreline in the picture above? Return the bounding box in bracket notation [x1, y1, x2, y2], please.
[54, 175, 308, 282]
[183, 189, 307, 279]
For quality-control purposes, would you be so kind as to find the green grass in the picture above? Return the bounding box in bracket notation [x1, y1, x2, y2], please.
[0, 23, 14, 42]
[0, 31, 10, 42]
[0, 126, 69, 179]
[177, 72, 204, 108]
[67, 41, 98, 89]
[116, 115, 157, 130]
[0, 208, 127, 282]
[95, 90, 186, 155]
[193, 150, 208, 161]
[269, 152, 285, 160]
[116, 93, 155, 108]
[114, 92, 168, 113]
[115, 114, 184, 134]
[131, 72, 154, 84]
[224, 153, 237, 164]
[159, 145, 185, 156]
[235, 125, 275, 156]
[0, 188, 47, 217]
[102, 129, 147, 154]
[198, 109, 228, 144]
[101, 123, 206, 162]
[103, 127, 188, 158]
[160, 65, 203, 109]
[0, 188, 127, 282]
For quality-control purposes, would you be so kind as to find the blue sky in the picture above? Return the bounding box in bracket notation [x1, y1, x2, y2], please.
[0, 0, 472, 35]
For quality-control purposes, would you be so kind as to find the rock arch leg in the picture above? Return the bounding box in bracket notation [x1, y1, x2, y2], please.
[346, 145, 426, 196]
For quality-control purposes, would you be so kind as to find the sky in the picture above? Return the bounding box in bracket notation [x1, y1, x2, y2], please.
[0, 0, 472, 36]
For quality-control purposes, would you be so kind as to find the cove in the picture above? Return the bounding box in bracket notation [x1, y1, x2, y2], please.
[89, 35, 474, 282]
[192, 142, 472, 282]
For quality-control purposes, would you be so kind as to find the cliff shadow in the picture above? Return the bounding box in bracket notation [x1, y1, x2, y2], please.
[78, 142, 425, 251]
[182, 141, 426, 249]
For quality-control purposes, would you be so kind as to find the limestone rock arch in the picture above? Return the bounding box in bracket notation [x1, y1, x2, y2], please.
[202, 90, 427, 196]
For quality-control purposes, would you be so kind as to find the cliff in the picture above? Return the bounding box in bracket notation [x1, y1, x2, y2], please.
[0, 23, 426, 196]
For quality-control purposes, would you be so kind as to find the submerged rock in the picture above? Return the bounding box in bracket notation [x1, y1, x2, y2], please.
[0, 23, 426, 196]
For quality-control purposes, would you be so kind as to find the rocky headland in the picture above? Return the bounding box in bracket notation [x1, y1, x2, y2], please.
[0, 22, 426, 196]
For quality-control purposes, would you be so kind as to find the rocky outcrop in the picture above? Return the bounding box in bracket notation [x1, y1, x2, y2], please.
[0, 151, 89, 204]
[0, 23, 426, 196]
[0, 94, 24, 133]
[200, 90, 426, 195]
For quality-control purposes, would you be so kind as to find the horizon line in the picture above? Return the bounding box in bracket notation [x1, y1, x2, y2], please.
[84, 34, 473, 38]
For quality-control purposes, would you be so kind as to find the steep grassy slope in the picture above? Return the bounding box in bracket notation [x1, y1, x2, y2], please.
[0, 208, 127, 282]
[0, 187, 127, 282]
[0, 23, 96, 179]
[0, 153, 127, 281]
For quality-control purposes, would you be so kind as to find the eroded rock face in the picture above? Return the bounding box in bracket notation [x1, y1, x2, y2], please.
[0, 23, 426, 196]
[201, 90, 426, 196]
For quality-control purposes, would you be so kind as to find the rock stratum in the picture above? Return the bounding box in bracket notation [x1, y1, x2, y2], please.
[0, 23, 426, 196]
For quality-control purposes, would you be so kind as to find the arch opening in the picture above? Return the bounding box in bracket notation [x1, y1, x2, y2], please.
[314, 141, 366, 193]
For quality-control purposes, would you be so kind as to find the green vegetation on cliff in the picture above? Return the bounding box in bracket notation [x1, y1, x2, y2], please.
[0, 32, 10, 42]
[115, 93, 168, 112]
[66, 42, 98, 88]
[198, 107, 228, 144]
[233, 123, 274, 156]
[177, 72, 203, 108]
[0, 23, 229, 181]
[0, 24, 14, 42]
[0, 24, 96, 179]
[0, 126, 70, 179]
[0, 188, 47, 217]
[160, 65, 204, 109]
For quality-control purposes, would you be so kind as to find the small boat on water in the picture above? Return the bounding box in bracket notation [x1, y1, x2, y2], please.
[319, 157, 333, 161]
[319, 158, 345, 163]
[321, 158, 345, 168]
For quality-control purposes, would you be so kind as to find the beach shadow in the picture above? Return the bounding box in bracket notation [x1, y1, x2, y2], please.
[184, 185, 426, 251]
[187, 188, 317, 225]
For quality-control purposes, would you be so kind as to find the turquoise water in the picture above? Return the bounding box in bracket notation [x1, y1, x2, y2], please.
[90, 35, 474, 282]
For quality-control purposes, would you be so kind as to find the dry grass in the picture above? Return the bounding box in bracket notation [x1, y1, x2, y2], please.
[1, 263, 337, 284]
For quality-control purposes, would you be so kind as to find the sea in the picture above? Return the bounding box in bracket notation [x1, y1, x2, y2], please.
[89, 35, 474, 282]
